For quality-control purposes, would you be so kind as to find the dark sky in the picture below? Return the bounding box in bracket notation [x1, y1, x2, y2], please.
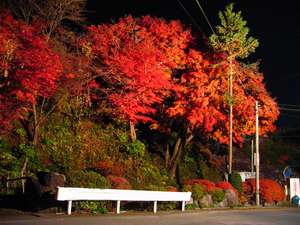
[86, 0, 300, 128]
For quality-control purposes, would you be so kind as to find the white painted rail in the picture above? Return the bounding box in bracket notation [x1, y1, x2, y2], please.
[56, 187, 191, 215]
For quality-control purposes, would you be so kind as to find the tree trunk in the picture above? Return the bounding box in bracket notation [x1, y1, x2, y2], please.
[168, 134, 194, 179]
[20, 158, 28, 194]
[20, 103, 39, 193]
[129, 121, 137, 142]
[32, 103, 39, 145]
[164, 144, 170, 168]
[168, 137, 182, 178]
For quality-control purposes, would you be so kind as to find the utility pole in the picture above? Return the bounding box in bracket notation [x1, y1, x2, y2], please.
[229, 59, 233, 175]
[255, 101, 260, 206]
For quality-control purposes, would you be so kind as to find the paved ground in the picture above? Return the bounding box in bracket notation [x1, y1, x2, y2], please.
[1, 208, 300, 225]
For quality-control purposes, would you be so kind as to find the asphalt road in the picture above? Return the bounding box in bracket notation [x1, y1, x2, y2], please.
[1, 208, 300, 225]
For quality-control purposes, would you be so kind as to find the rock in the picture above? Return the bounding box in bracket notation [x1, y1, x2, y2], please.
[25, 178, 42, 198]
[37, 172, 65, 194]
[216, 199, 227, 208]
[37, 172, 65, 186]
[263, 201, 274, 207]
[199, 194, 213, 208]
[186, 196, 194, 205]
[224, 189, 239, 207]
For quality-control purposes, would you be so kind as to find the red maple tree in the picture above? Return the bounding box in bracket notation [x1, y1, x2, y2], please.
[0, 11, 62, 137]
[82, 16, 193, 139]
[168, 51, 279, 146]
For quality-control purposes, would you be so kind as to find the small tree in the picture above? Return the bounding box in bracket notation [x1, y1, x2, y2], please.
[209, 3, 259, 174]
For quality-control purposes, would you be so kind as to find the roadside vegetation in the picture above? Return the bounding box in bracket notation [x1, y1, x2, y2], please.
[0, 0, 297, 214]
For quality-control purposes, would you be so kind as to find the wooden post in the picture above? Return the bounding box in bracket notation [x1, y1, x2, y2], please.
[67, 200, 72, 215]
[182, 201, 185, 211]
[153, 201, 157, 213]
[117, 200, 121, 214]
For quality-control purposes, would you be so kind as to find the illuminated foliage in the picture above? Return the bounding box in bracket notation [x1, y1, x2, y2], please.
[0, 11, 62, 130]
[82, 16, 192, 124]
[243, 179, 285, 203]
[168, 52, 279, 145]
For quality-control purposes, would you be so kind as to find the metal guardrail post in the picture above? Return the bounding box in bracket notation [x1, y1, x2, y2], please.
[117, 200, 121, 214]
[182, 201, 185, 211]
[153, 201, 157, 213]
[67, 200, 72, 215]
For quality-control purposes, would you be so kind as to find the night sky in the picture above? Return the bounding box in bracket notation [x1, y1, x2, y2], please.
[86, 0, 300, 128]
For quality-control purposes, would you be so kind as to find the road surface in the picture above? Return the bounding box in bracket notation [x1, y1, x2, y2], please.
[1, 208, 300, 225]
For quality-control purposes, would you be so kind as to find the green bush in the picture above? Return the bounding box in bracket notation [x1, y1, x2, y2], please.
[67, 170, 110, 188]
[139, 163, 171, 190]
[79, 201, 108, 214]
[67, 170, 110, 214]
[124, 140, 145, 159]
[182, 184, 204, 208]
[229, 171, 243, 193]
[191, 184, 205, 203]
[210, 188, 225, 203]
[158, 202, 177, 210]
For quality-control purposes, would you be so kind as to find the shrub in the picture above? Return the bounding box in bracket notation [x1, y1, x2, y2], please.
[182, 184, 192, 192]
[229, 172, 243, 193]
[183, 179, 216, 192]
[107, 175, 131, 189]
[140, 163, 171, 190]
[210, 188, 225, 203]
[124, 140, 145, 159]
[182, 184, 204, 208]
[216, 181, 234, 190]
[158, 202, 178, 210]
[191, 184, 205, 202]
[216, 181, 238, 193]
[79, 201, 108, 214]
[95, 160, 125, 177]
[166, 186, 178, 192]
[243, 179, 285, 204]
[67, 170, 110, 214]
[243, 181, 250, 193]
[67, 170, 110, 188]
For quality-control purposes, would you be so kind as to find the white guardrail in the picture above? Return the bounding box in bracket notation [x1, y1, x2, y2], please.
[56, 187, 191, 215]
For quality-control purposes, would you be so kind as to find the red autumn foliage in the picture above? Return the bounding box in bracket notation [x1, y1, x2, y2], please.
[168, 51, 279, 145]
[94, 160, 125, 177]
[0, 11, 62, 130]
[166, 186, 178, 192]
[107, 175, 131, 189]
[81, 14, 278, 146]
[82, 16, 193, 124]
[243, 179, 285, 203]
[242, 181, 252, 194]
[216, 181, 237, 193]
[183, 179, 216, 192]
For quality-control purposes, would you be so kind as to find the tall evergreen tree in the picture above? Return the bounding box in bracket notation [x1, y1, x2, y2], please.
[209, 3, 259, 175]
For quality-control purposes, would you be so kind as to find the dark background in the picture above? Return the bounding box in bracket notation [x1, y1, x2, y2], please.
[86, 0, 300, 128]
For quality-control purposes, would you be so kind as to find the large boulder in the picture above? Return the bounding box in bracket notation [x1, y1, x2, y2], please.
[37, 172, 65, 194]
[199, 194, 213, 208]
[23, 172, 66, 212]
[224, 189, 239, 207]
